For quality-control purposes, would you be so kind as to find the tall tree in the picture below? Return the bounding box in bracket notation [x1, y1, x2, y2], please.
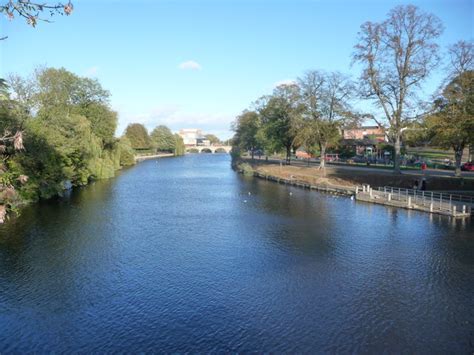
[232, 110, 261, 159]
[30, 68, 116, 147]
[173, 134, 185, 156]
[426, 41, 474, 176]
[258, 84, 304, 164]
[150, 125, 176, 153]
[298, 71, 355, 169]
[353, 5, 443, 173]
[125, 123, 151, 150]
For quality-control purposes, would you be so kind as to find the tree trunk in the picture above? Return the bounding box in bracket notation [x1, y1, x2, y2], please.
[286, 146, 291, 165]
[251, 148, 254, 160]
[319, 142, 326, 169]
[469, 144, 473, 162]
[454, 146, 463, 177]
[394, 133, 402, 174]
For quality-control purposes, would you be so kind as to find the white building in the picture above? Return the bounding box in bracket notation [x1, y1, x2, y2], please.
[178, 129, 202, 146]
[178, 129, 210, 146]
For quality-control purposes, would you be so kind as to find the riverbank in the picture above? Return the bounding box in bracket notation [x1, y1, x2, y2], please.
[0, 152, 180, 224]
[235, 158, 474, 192]
[135, 153, 175, 162]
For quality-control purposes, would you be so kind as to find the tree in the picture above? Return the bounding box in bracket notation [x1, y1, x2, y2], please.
[6, 73, 37, 121]
[297, 70, 355, 168]
[28, 68, 117, 147]
[426, 41, 473, 176]
[0, 1, 73, 40]
[0, 79, 25, 150]
[0, 67, 132, 223]
[76, 103, 117, 148]
[124, 123, 151, 150]
[35, 68, 109, 112]
[150, 125, 176, 153]
[204, 134, 221, 145]
[174, 134, 185, 156]
[353, 5, 443, 173]
[258, 84, 304, 164]
[118, 136, 136, 166]
[232, 110, 261, 159]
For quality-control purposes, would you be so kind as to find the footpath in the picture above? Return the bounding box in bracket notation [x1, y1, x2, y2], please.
[235, 158, 474, 218]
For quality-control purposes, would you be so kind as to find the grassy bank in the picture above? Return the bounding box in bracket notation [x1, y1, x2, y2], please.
[234, 158, 474, 193]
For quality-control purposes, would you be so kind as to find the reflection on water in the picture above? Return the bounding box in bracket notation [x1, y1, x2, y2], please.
[0, 154, 473, 353]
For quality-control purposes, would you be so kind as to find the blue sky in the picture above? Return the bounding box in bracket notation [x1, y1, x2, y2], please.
[1, 0, 472, 139]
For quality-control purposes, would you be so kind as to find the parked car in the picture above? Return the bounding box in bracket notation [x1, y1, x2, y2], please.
[324, 154, 339, 162]
[461, 162, 474, 171]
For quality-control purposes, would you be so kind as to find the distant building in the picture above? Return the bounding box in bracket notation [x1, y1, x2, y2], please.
[340, 125, 390, 158]
[178, 129, 211, 147]
[178, 129, 203, 146]
[342, 125, 386, 142]
[196, 138, 211, 146]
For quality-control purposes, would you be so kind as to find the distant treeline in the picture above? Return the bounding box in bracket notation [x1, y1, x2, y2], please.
[123, 123, 185, 156]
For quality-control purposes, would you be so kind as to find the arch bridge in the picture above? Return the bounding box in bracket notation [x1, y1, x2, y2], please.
[185, 145, 232, 154]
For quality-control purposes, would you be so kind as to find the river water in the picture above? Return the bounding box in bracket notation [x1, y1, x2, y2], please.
[0, 154, 473, 352]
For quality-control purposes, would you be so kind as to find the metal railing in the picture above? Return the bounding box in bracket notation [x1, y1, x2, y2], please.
[379, 186, 473, 205]
[374, 186, 473, 214]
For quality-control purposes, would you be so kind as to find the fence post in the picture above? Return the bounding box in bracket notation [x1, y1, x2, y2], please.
[452, 205, 456, 216]
[355, 186, 359, 194]
[462, 205, 466, 214]
[408, 196, 412, 208]
[388, 193, 391, 201]
[369, 188, 373, 198]
[430, 203, 433, 212]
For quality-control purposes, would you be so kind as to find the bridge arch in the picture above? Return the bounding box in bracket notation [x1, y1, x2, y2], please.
[184, 146, 232, 154]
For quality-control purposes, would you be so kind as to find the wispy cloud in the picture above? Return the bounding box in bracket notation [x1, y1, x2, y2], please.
[116, 104, 235, 140]
[84, 66, 99, 77]
[273, 79, 296, 87]
[178, 60, 202, 71]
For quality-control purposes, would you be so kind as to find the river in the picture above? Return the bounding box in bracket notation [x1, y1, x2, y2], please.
[0, 154, 473, 352]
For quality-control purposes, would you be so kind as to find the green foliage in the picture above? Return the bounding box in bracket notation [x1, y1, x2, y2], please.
[174, 134, 186, 156]
[425, 71, 474, 174]
[402, 122, 428, 147]
[118, 136, 136, 166]
[427, 71, 474, 148]
[204, 134, 221, 145]
[232, 110, 261, 158]
[73, 103, 117, 148]
[258, 84, 305, 162]
[150, 125, 175, 152]
[125, 123, 151, 150]
[0, 67, 136, 221]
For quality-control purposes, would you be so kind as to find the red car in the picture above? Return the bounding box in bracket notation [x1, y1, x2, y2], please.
[461, 162, 474, 171]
